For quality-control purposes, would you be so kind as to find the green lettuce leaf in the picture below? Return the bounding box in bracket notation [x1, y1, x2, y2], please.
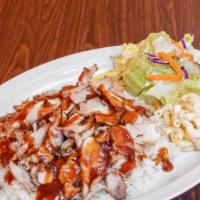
[122, 31, 176, 104]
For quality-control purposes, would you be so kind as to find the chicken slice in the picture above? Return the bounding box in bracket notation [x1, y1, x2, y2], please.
[24, 101, 43, 124]
[60, 97, 74, 123]
[31, 124, 49, 149]
[62, 112, 83, 132]
[37, 98, 61, 120]
[58, 152, 80, 185]
[79, 97, 111, 116]
[38, 144, 54, 164]
[62, 113, 94, 137]
[48, 125, 64, 147]
[98, 84, 124, 109]
[60, 97, 71, 112]
[75, 127, 95, 148]
[13, 100, 37, 122]
[25, 98, 60, 124]
[61, 85, 76, 98]
[95, 112, 121, 126]
[123, 99, 147, 115]
[77, 65, 98, 86]
[58, 152, 80, 199]
[108, 126, 135, 156]
[65, 113, 83, 125]
[70, 85, 96, 104]
[80, 137, 107, 197]
[90, 77, 113, 94]
[2, 102, 34, 134]
[61, 138, 76, 156]
[61, 66, 97, 103]
[33, 90, 60, 101]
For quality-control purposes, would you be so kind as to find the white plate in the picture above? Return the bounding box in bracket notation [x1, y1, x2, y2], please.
[0, 46, 200, 200]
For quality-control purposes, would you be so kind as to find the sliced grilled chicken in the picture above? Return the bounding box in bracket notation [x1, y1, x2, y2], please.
[80, 137, 107, 197]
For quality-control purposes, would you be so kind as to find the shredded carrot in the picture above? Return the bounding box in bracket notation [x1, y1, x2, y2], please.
[145, 74, 181, 81]
[159, 52, 183, 76]
[168, 52, 177, 57]
[145, 52, 183, 81]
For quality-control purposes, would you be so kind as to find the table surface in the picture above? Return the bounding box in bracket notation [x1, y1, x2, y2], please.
[0, 0, 200, 199]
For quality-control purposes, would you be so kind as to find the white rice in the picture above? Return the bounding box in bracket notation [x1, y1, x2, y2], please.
[0, 108, 179, 200]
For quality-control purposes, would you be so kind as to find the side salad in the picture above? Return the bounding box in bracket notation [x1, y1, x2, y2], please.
[100, 31, 200, 107]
